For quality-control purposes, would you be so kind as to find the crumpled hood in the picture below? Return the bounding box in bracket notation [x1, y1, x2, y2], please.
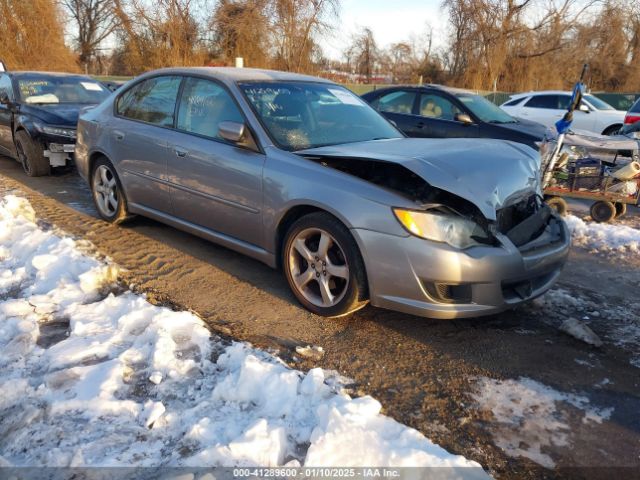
[299, 138, 541, 221]
[19, 103, 93, 126]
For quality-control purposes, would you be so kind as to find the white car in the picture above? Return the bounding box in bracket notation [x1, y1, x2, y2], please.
[501, 91, 626, 135]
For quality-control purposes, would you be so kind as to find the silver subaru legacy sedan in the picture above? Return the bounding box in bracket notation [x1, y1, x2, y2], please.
[76, 67, 570, 319]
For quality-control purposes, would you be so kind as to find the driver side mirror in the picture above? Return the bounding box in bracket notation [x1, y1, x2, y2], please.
[578, 104, 590, 113]
[219, 121, 246, 143]
[455, 113, 473, 125]
[0, 91, 10, 105]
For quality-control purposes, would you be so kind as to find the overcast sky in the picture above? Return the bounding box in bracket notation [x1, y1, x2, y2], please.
[323, 0, 447, 60]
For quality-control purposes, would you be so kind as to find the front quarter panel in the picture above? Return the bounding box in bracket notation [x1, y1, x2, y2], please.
[262, 146, 414, 254]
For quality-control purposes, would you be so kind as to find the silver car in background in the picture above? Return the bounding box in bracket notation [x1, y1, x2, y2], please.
[76, 67, 570, 319]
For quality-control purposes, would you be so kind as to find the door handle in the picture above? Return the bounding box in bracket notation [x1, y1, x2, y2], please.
[113, 130, 125, 141]
[174, 147, 188, 158]
[416, 121, 425, 128]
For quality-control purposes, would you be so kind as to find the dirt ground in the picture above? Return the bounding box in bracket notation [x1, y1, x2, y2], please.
[1, 156, 639, 479]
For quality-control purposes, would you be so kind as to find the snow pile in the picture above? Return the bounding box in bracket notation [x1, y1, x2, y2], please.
[472, 377, 613, 468]
[565, 214, 640, 254]
[0, 195, 486, 472]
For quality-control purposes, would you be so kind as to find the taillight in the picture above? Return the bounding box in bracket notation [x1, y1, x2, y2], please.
[624, 114, 640, 124]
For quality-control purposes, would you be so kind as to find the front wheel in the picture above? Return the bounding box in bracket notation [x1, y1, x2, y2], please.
[15, 131, 50, 177]
[282, 212, 368, 317]
[91, 158, 131, 224]
[602, 125, 622, 136]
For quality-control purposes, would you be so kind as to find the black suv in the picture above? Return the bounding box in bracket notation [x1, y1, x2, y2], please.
[361, 85, 547, 150]
[0, 62, 110, 176]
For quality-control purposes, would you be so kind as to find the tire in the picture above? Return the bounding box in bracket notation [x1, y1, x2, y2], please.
[15, 130, 50, 177]
[545, 196, 568, 216]
[614, 202, 627, 219]
[590, 201, 616, 223]
[602, 125, 622, 136]
[282, 212, 368, 317]
[90, 157, 131, 224]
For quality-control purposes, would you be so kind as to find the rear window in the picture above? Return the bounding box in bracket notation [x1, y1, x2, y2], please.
[525, 95, 570, 109]
[630, 98, 640, 113]
[503, 97, 525, 107]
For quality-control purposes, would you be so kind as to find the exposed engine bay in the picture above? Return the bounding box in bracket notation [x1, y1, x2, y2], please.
[303, 154, 558, 249]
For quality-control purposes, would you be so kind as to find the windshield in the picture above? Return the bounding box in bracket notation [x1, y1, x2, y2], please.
[455, 93, 516, 123]
[17, 76, 110, 105]
[584, 95, 615, 111]
[239, 81, 402, 151]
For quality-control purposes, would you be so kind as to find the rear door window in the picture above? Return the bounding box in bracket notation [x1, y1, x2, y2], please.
[116, 76, 182, 127]
[419, 93, 462, 120]
[375, 91, 416, 114]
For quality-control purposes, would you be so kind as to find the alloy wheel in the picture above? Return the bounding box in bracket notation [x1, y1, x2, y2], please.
[16, 141, 31, 175]
[287, 228, 350, 308]
[93, 165, 119, 217]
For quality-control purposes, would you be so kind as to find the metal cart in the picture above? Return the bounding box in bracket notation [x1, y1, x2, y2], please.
[541, 132, 640, 222]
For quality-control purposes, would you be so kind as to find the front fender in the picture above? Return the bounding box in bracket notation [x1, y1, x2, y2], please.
[262, 149, 413, 254]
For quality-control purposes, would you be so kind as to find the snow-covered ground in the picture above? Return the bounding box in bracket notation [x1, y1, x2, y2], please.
[0, 195, 487, 473]
[472, 377, 613, 468]
[532, 288, 640, 368]
[565, 214, 640, 254]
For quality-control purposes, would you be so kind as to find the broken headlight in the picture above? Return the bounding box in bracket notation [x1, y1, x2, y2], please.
[34, 123, 77, 139]
[393, 208, 491, 249]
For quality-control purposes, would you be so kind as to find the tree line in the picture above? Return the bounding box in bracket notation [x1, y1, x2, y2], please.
[0, 0, 638, 92]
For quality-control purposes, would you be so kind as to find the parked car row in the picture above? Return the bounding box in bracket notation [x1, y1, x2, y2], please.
[0, 62, 572, 320]
[500, 90, 627, 136]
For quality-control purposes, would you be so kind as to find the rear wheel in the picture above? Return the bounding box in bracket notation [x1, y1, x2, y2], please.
[602, 125, 622, 136]
[545, 196, 568, 216]
[590, 201, 616, 223]
[15, 131, 50, 177]
[614, 202, 627, 219]
[282, 212, 368, 317]
[90, 158, 131, 224]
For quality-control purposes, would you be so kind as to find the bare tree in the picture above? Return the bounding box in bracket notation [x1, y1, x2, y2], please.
[0, 0, 78, 71]
[210, 0, 271, 67]
[62, 0, 117, 73]
[112, 0, 208, 74]
[345, 27, 378, 82]
[269, 0, 339, 72]
[441, 0, 601, 91]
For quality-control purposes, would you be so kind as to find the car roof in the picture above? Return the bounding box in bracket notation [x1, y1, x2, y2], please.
[508, 90, 581, 99]
[366, 84, 475, 96]
[7, 71, 99, 81]
[135, 67, 335, 85]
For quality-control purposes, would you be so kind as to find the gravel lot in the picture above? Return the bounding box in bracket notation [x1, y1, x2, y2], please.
[1, 155, 639, 479]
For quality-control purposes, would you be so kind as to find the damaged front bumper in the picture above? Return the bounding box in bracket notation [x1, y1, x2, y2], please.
[353, 213, 570, 319]
[44, 143, 75, 167]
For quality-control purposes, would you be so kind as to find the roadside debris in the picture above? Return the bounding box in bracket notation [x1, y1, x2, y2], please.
[559, 318, 603, 347]
[295, 345, 325, 361]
